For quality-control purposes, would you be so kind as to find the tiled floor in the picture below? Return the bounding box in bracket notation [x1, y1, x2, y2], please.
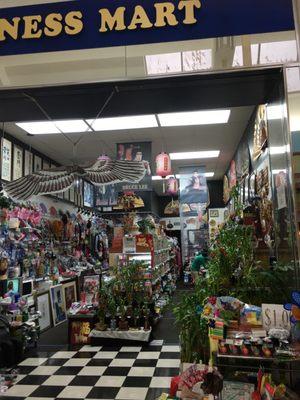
[2, 341, 181, 400]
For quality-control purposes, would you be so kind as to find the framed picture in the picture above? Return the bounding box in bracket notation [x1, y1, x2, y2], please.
[63, 280, 77, 311]
[34, 155, 42, 172]
[69, 186, 75, 203]
[50, 284, 67, 326]
[1, 138, 12, 181]
[13, 145, 23, 180]
[84, 181, 94, 207]
[83, 275, 100, 305]
[43, 160, 50, 170]
[37, 291, 52, 332]
[24, 150, 33, 176]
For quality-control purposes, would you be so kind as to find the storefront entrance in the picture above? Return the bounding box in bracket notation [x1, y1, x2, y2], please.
[0, 67, 299, 397]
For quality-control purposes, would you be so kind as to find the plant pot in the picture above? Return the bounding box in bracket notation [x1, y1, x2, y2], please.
[95, 321, 107, 331]
[119, 318, 129, 331]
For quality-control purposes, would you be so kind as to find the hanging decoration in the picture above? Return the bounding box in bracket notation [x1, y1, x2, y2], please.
[156, 152, 172, 193]
[166, 176, 178, 195]
[164, 199, 179, 216]
[156, 152, 172, 177]
[3, 158, 146, 201]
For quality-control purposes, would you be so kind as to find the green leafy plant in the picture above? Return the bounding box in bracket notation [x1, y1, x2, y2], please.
[174, 185, 293, 362]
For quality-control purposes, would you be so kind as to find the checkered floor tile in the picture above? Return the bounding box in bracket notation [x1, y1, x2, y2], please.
[2, 341, 180, 399]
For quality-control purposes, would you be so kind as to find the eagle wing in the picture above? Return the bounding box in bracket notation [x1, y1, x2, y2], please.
[3, 167, 76, 201]
[85, 160, 146, 185]
[3, 160, 146, 201]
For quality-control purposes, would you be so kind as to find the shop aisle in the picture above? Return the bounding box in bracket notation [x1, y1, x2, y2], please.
[2, 286, 190, 400]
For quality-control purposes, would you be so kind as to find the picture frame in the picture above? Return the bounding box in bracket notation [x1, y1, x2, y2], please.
[83, 275, 100, 305]
[13, 145, 23, 180]
[43, 160, 50, 170]
[84, 181, 94, 207]
[37, 291, 52, 332]
[1, 138, 12, 181]
[24, 150, 33, 176]
[34, 155, 42, 172]
[63, 280, 77, 311]
[50, 284, 67, 326]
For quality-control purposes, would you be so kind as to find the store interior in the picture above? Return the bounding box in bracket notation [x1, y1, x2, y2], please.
[0, 68, 299, 399]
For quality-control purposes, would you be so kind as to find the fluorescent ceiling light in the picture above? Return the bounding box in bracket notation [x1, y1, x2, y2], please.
[86, 115, 158, 131]
[53, 120, 91, 133]
[152, 172, 214, 180]
[170, 151, 220, 160]
[16, 121, 60, 135]
[158, 109, 230, 127]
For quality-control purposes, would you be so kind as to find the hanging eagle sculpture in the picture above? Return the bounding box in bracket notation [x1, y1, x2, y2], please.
[3, 158, 147, 201]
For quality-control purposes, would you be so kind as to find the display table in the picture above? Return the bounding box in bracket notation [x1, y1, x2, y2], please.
[89, 328, 152, 345]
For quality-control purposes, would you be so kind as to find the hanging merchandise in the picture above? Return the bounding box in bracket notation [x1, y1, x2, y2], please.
[156, 152, 172, 193]
[156, 152, 172, 177]
[113, 191, 144, 211]
[164, 199, 179, 216]
[166, 176, 178, 195]
[3, 158, 146, 201]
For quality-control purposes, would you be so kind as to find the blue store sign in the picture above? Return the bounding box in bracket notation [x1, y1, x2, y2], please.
[0, 0, 295, 56]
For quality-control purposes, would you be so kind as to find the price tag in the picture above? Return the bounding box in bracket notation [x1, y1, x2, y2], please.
[262, 304, 291, 331]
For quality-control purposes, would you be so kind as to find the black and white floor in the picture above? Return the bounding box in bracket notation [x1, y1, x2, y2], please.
[2, 341, 180, 400]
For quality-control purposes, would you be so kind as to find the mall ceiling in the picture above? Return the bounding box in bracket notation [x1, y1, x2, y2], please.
[0, 68, 282, 193]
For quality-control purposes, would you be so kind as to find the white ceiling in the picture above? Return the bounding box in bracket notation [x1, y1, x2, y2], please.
[4, 105, 254, 194]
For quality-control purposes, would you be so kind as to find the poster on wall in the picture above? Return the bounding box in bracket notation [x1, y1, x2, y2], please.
[179, 166, 209, 208]
[13, 145, 23, 180]
[84, 181, 94, 207]
[235, 139, 250, 179]
[251, 105, 268, 162]
[1, 138, 12, 181]
[34, 155, 42, 172]
[43, 160, 50, 170]
[24, 150, 33, 176]
[179, 166, 209, 260]
[95, 185, 118, 207]
[116, 142, 152, 191]
[50, 285, 67, 326]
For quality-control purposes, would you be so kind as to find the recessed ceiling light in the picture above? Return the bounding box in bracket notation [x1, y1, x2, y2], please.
[170, 151, 220, 160]
[53, 120, 91, 133]
[152, 172, 214, 180]
[86, 115, 158, 131]
[158, 109, 231, 127]
[16, 121, 60, 134]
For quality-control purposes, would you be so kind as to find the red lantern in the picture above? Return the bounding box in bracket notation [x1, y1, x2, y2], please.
[167, 177, 178, 195]
[156, 152, 172, 177]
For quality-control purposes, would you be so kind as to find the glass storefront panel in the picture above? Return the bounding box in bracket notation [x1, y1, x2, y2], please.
[0, 30, 296, 87]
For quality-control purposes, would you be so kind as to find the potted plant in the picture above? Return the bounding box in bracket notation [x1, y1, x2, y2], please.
[107, 297, 117, 331]
[118, 299, 128, 330]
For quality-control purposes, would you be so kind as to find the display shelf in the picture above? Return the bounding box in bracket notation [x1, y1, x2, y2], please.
[217, 353, 276, 361]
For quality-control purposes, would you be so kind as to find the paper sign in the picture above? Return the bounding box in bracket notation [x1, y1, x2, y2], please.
[262, 304, 291, 331]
